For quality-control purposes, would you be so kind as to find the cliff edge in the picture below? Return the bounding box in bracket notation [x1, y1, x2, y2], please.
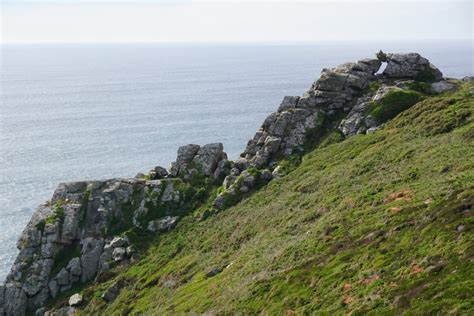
[1, 52, 473, 315]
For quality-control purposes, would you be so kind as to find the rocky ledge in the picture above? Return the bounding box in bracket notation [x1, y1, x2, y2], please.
[1, 51, 468, 316]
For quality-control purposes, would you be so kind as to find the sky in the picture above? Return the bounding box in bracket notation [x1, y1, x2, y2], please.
[1, 0, 472, 44]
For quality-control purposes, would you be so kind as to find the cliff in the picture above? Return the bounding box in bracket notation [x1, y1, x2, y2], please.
[1, 52, 473, 315]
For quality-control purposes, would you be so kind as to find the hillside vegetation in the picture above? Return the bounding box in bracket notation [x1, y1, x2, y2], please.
[74, 84, 474, 315]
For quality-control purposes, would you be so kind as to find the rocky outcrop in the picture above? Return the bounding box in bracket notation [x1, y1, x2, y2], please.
[0, 176, 187, 315]
[338, 94, 376, 136]
[382, 53, 443, 81]
[213, 169, 273, 210]
[2, 52, 455, 315]
[169, 143, 228, 180]
[240, 58, 382, 168]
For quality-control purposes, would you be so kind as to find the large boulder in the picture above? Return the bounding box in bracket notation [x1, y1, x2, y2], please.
[381, 53, 442, 81]
[68, 293, 83, 307]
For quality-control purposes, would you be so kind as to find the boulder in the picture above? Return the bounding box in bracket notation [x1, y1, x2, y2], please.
[109, 236, 129, 248]
[430, 81, 457, 94]
[68, 293, 83, 307]
[382, 53, 443, 80]
[147, 216, 179, 232]
[149, 166, 168, 180]
[112, 247, 126, 262]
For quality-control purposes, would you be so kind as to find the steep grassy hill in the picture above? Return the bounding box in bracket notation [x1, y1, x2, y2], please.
[66, 84, 474, 315]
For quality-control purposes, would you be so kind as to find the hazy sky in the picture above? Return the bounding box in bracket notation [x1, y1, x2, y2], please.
[1, 0, 472, 43]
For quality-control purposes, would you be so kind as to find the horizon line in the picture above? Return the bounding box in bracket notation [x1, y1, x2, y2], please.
[1, 38, 472, 45]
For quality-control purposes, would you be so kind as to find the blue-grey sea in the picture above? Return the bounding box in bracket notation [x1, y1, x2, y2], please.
[0, 41, 472, 281]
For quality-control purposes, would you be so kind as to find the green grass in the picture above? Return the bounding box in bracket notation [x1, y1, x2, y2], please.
[68, 84, 474, 315]
[369, 90, 423, 124]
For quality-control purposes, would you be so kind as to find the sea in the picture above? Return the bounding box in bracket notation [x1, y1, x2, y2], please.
[0, 40, 472, 282]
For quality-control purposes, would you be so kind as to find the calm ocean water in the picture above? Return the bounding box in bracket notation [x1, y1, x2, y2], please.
[0, 41, 472, 281]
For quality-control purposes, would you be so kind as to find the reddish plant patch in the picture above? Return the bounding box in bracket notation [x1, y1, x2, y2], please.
[411, 264, 424, 274]
[343, 283, 352, 291]
[360, 274, 380, 285]
[385, 189, 414, 203]
[343, 295, 355, 304]
[388, 207, 402, 213]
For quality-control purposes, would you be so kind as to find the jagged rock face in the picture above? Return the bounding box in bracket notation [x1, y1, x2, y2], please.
[382, 53, 443, 80]
[338, 84, 408, 136]
[240, 58, 382, 167]
[241, 108, 323, 167]
[338, 95, 376, 136]
[0, 177, 186, 315]
[305, 58, 381, 102]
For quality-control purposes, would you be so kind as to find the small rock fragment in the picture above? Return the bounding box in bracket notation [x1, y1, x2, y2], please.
[68, 293, 83, 307]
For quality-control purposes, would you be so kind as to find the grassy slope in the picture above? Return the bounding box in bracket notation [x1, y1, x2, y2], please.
[79, 84, 474, 315]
